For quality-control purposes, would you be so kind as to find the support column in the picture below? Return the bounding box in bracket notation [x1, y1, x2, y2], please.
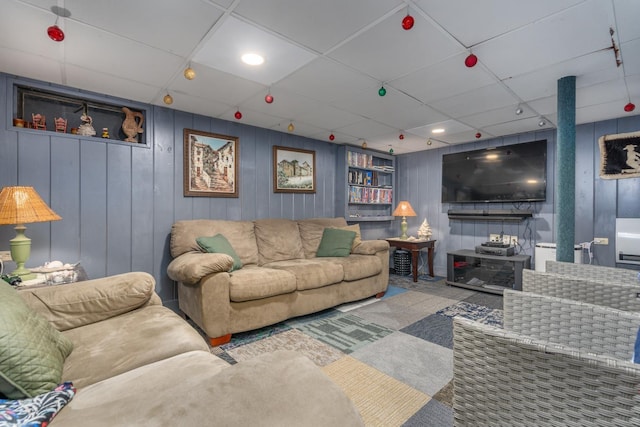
[556, 76, 576, 262]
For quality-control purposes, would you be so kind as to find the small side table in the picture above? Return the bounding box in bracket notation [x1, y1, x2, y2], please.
[386, 238, 436, 282]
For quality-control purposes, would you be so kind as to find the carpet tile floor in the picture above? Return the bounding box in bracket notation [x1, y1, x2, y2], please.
[202, 273, 503, 426]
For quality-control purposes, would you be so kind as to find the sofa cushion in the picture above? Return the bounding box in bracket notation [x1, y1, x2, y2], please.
[197, 234, 243, 271]
[50, 350, 364, 427]
[171, 219, 259, 265]
[266, 259, 344, 291]
[0, 281, 74, 399]
[316, 228, 356, 257]
[316, 254, 383, 281]
[298, 218, 349, 258]
[61, 305, 208, 389]
[254, 219, 304, 265]
[228, 266, 297, 302]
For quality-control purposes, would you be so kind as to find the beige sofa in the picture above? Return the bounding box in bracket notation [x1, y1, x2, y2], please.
[5, 272, 364, 426]
[168, 217, 389, 345]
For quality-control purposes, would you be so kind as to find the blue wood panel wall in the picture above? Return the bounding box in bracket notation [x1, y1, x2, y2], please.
[396, 118, 640, 274]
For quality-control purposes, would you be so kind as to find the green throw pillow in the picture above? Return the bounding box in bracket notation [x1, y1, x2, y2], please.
[316, 228, 357, 257]
[0, 281, 74, 399]
[196, 234, 243, 271]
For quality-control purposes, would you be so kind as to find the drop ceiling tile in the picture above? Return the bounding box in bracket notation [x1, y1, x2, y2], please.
[414, 0, 584, 46]
[577, 79, 628, 108]
[169, 64, 266, 106]
[335, 120, 397, 140]
[233, 0, 404, 53]
[165, 94, 233, 119]
[391, 53, 496, 104]
[429, 83, 519, 118]
[192, 15, 317, 86]
[407, 119, 473, 139]
[527, 96, 557, 116]
[63, 21, 183, 87]
[65, 65, 160, 103]
[621, 38, 640, 76]
[296, 105, 365, 130]
[64, 0, 222, 56]
[442, 130, 494, 145]
[0, 48, 63, 85]
[460, 104, 537, 129]
[474, 1, 615, 80]
[240, 88, 321, 120]
[576, 98, 637, 124]
[273, 58, 379, 104]
[483, 116, 551, 137]
[328, 9, 463, 82]
[613, 0, 640, 43]
[0, 2, 58, 60]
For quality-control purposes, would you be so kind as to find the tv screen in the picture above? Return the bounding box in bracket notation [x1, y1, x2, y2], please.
[442, 140, 547, 203]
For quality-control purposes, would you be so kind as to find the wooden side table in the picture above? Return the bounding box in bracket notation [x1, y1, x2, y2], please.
[386, 238, 436, 282]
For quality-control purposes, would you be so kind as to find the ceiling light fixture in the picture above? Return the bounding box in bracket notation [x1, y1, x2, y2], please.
[538, 118, 546, 127]
[402, 11, 414, 30]
[464, 53, 478, 68]
[265, 92, 274, 104]
[432, 128, 445, 134]
[426, 138, 432, 146]
[361, 141, 367, 149]
[475, 132, 482, 139]
[241, 53, 264, 66]
[163, 93, 173, 105]
[234, 110, 242, 120]
[329, 133, 335, 141]
[47, 5, 69, 42]
[287, 122, 295, 132]
[184, 64, 196, 80]
[624, 102, 635, 112]
[399, 133, 404, 140]
[515, 106, 523, 115]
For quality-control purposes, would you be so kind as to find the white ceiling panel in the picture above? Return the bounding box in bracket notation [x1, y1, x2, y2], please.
[391, 53, 496, 104]
[0, 1, 59, 60]
[414, 0, 585, 47]
[192, 15, 317, 86]
[613, 0, 640, 43]
[621, 38, 640, 77]
[233, 0, 404, 53]
[328, 9, 463, 82]
[576, 98, 633, 124]
[65, 65, 160, 104]
[461, 104, 538, 129]
[0, 48, 64, 85]
[407, 119, 474, 138]
[295, 105, 365, 131]
[161, 93, 232, 120]
[64, 0, 223, 56]
[335, 120, 397, 140]
[430, 83, 519, 118]
[577, 79, 628, 108]
[240, 88, 321, 120]
[483, 116, 553, 137]
[474, 1, 615, 80]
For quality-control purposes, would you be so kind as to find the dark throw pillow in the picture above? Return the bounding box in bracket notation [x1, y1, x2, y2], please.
[196, 234, 243, 271]
[316, 228, 357, 257]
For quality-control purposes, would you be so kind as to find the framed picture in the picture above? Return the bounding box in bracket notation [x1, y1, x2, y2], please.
[598, 131, 640, 179]
[183, 129, 239, 197]
[273, 146, 316, 193]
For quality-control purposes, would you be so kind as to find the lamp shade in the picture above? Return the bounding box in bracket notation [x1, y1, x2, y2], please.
[0, 186, 61, 225]
[392, 201, 417, 217]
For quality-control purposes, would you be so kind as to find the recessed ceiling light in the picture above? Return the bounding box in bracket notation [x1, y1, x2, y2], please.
[431, 128, 445, 134]
[241, 53, 264, 66]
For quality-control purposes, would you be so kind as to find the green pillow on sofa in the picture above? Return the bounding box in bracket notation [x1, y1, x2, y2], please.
[196, 234, 243, 271]
[0, 281, 74, 399]
[316, 228, 357, 257]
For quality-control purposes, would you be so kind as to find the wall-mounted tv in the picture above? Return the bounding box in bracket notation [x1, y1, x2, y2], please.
[442, 140, 547, 203]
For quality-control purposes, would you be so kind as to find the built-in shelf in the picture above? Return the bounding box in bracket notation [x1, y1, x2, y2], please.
[447, 209, 534, 222]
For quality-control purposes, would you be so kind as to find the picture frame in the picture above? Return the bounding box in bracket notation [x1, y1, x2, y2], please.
[598, 130, 640, 180]
[183, 129, 239, 197]
[273, 146, 316, 193]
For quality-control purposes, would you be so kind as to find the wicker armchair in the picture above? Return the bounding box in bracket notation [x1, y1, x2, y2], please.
[546, 260, 639, 284]
[453, 290, 640, 427]
[522, 269, 640, 312]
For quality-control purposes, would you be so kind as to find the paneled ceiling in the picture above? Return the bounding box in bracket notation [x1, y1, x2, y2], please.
[1, 0, 639, 154]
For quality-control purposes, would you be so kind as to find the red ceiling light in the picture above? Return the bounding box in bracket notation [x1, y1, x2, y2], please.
[402, 14, 414, 30]
[475, 132, 482, 139]
[465, 53, 478, 68]
[47, 23, 64, 42]
[329, 133, 335, 141]
[234, 110, 242, 120]
[399, 133, 404, 140]
[624, 102, 635, 112]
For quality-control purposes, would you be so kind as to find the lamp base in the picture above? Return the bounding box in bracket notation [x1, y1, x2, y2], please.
[9, 224, 35, 280]
[400, 216, 408, 240]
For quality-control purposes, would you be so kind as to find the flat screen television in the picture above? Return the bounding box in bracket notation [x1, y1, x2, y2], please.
[441, 140, 547, 203]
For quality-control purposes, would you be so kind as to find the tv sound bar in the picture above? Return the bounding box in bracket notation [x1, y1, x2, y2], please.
[447, 209, 534, 221]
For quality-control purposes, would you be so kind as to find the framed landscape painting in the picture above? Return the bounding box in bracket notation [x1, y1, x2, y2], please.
[273, 146, 316, 193]
[183, 129, 239, 197]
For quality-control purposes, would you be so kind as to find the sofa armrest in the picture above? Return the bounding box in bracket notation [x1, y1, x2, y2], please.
[18, 272, 159, 331]
[167, 252, 234, 285]
[352, 239, 389, 255]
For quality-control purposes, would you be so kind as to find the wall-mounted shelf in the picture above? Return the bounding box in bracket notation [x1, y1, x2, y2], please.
[447, 209, 533, 221]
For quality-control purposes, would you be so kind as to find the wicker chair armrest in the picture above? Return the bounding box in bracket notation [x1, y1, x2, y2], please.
[503, 290, 640, 359]
[546, 260, 639, 284]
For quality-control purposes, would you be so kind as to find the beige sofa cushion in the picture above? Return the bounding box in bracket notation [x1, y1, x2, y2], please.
[254, 218, 304, 265]
[62, 305, 208, 388]
[228, 266, 297, 302]
[317, 254, 383, 281]
[171, 219, 259, 265]
[298, 217, 350, 258]
[51, 350, 364, 427]
[266, 259, 345, 291]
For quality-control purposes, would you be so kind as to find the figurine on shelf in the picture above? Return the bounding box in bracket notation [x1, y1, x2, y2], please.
[101, 127, 109, 138]
[32, 113, 46, 130]
[54, 117, 67, 133]
[418, 218, 432, 240]
[121, 107, 144, 143]
[77, 113, 96, 137]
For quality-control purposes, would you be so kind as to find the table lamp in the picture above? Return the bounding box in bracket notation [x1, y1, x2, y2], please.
[0, 186, 62, 280]
[392, 201, 416, 240]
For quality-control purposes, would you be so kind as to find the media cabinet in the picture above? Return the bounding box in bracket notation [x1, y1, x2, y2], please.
[446, 249, 531, 294]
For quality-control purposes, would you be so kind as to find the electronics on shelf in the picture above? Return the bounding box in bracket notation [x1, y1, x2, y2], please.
[475, 243, 516, 256]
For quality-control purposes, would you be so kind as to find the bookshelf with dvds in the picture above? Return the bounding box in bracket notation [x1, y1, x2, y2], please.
[336, 146, 395, 222]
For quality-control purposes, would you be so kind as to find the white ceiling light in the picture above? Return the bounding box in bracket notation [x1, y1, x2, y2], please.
[432, 128, 445, 134]
[241, 53, 265, 66]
